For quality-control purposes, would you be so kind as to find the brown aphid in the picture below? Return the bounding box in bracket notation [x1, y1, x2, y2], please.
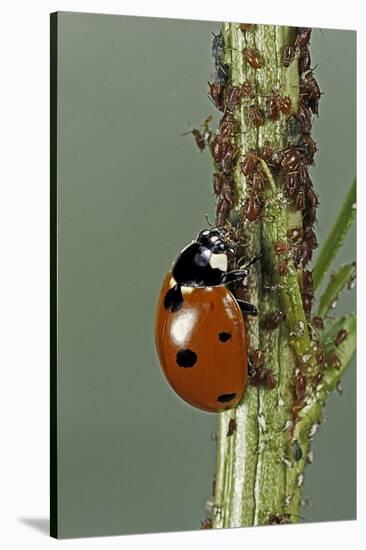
[327, 350, 341, 369]
[312, 316, 324, 330]
[302, 270, 314, 294]
[280, 147, 303, 172]
[297, 162, 310, 185]
[305, 185, 320, 208]
[312, 372, 323, 390]
[335, 329, 348, 347]
[278, 95, 292, 115]
[218, 119, 236, 143]
[248, 104, 265, 127]
[259, 141, 273, 162]
[191, 129, 206, 151]
[274, 240, 289, 255]
[282, 45, 295, 67]
[242, 47, 264, 69]
[266, 94, 280, 121]
[287, 227, 304, 243]
[227, 418, 237, 436]
[295, 189, 306, 211]
[303, 206, 317, 227]
[241, 150, 258, 176]
[244, 192, 262, 222]
[269, 514, 292, 525]
[216, 196, 231, 226]
[294, 372, 306, 402]
[296, 103, 312, 134]
[208, 81, 226, 111]
[295, 27, 312, 49]
[302, 294, 313, 316]
[226, 85, 242, 111]
[260, 310, 285, 330]
[241, 79, 256, 99]
[220, 143, 239, 174]
[299, 45, 311, 73]
[304, 71, 321, 100]
[252, 169, 265, 193]
[315, 345, 324, 366]
[278, 259, 289, 276]
[302, 134, 318, 165]
[201, 518, 213, 529]
[304, 226, 318, 249]
[212, 136, 223, 162]
[239, 23, 254, 33]
[213, 172, 224, 195]
[284, 172, 299, 198]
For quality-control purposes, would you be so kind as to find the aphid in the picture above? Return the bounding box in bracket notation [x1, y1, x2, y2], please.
[296, 103, 312, 134]
[278, 259, 289, 276]
[211, 31, 225, 60]
[294, 188, 305, 211]
[252, 169, 265, 193]
[215, 63, 231, 85]
[284, 172, 299, 198]
[302, 270, 314, 295]
[304, 226, 318, 249]
[274, 240, 289, 255]
[241, 79, 256, 99]
[208, 81, 226, 111]
[239, 23, 254, 33]
[244, 192, 262, 222]
[302, 294, 312, 316]
[327, 350, 341, 369]
[227, 418, 237, 436]
[190, 129, 206, 151]
[312, 372, 323, 390]
[305, 185, 320, 208]
[241, 150, 258, 176]
[335, 329, 348, 346]
[155, 228, 260, 412]
[220, 143, 239, 174]
[299, 46, 311, 73]
[282, 45, 295, 67]
[260, 310, 285, 330]
[302, 134, 318, 165]
[294, 372, 306, 402]
[268, 514, 292, 525]
[226, 85, 242, 111]
[295, 27, 312, 49]
[201, 518, 213, 529]
[288, 227, 303, 243]
[303, 206, 317, 227]
[304, 71, 321, 100]
[266, 94, 280, 121]
[249, 351, 276, 389]
[259, 141, 273, 162]
[312, 316, 324, 330]
[248, 104, 265, 127]
[286, 116, 302, 146]
[315, 345, 324, 366]
[242, 47, 264, 69]
[280, 147, 303, 172]
[292, 440, 303, 462]
[278, 95, 292, 115]
[216, 196, 232, 226]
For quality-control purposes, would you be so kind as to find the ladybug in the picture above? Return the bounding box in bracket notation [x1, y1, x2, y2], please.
[155, 228, 259, 413]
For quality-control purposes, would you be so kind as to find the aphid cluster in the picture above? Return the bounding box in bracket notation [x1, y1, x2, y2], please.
[248, 350, 276, 389]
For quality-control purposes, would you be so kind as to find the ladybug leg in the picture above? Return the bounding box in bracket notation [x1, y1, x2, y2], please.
[237, 299, 258, 316]
[248, 358, 256, 377]
[222, 269, 249, 284]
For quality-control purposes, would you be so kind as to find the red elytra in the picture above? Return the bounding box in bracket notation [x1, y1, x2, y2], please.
[155, 273, 248, 413]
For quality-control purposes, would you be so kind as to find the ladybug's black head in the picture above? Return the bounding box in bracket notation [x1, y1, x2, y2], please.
[172, 228, 236, 287]
[197, 228, 236, 255]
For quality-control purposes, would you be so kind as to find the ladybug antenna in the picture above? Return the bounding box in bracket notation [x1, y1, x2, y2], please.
[204, 213, 214, 227]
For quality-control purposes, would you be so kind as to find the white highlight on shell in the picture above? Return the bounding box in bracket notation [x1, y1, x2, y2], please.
[209, 253, 228, 272]
[170, 309, 197, 346]
[169, 277, 176, 288]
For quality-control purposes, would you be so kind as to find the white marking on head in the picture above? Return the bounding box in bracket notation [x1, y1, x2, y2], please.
[170, 309, 197, 346]
[210, 236, 219, 242]
[169, 277, 176, 288]
[181, 286, 195, 295]
[209, 253, 228, 272]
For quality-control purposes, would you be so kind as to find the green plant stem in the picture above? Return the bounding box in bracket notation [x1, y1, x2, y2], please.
[317, 262, 356, 319]
[312, 178, 356, 290]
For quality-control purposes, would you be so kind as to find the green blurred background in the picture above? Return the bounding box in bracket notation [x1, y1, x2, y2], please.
[55, 12, 356, 538]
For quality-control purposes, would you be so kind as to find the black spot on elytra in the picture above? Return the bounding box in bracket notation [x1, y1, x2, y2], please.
[176, 349, 197, 368]
[219, 331, 231, 342]
[217, 393, 236, 403]
[164, 284, 183, 312]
